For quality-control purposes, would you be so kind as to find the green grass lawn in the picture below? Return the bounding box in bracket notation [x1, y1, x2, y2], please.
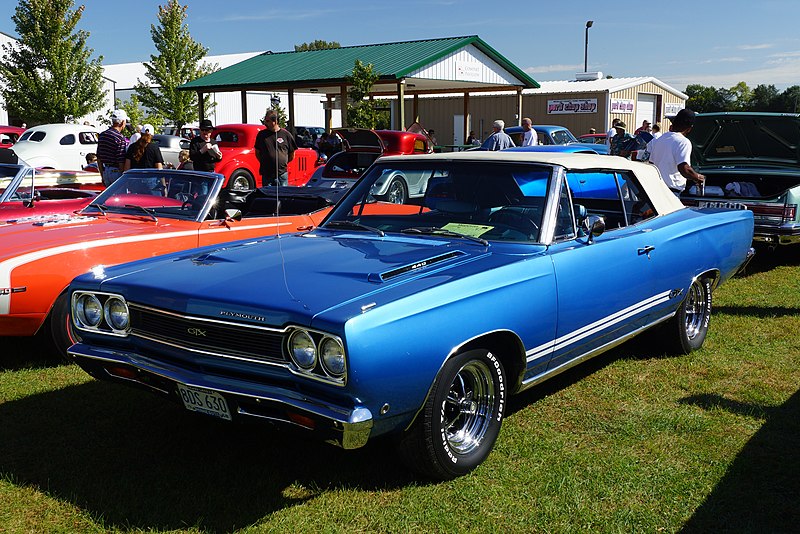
[1, 248, 798, 533]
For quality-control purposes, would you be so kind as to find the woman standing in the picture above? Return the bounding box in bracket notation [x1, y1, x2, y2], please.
[124, 124, 164, 170]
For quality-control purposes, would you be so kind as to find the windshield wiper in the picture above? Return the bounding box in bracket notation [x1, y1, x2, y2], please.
[401, 226, 489, 246]
[86, 203, 107, 215]
[325, 220, 385, 237]
[124, 204, 158, 222]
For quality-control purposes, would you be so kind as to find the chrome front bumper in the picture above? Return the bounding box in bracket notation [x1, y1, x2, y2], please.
[68, 343, 373, 450]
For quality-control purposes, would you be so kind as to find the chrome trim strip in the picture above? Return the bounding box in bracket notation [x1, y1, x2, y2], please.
[525, 290, 673, 362]
[130, 331, 289, 369]
[519, 312, 676, 391]
[129, 302, 287, 333]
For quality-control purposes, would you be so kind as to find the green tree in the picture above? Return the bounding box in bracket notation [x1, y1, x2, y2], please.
[0, 0, 105, 125]
[134, 0, 217, 130]
[779, 85, 800, 113]
[346, 60, 382, 128]
[751, 84, 780, 111]
[728, 81, 753, 111]
[113, 95, 164, 134]
[294, 40, 341, 52]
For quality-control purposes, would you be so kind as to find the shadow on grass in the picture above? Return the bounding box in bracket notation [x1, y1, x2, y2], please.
[737, 244, 800, 277]
[714, 305, 800, 318]
[0, 379, 417, 532]
[0, 335, 64, 371]
[679, 390, 800, 533]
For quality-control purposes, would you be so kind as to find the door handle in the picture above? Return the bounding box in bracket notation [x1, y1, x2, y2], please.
[638, 245, 655, 259]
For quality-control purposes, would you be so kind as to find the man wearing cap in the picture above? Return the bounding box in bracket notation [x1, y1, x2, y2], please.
[609, 121, 634, 158]
[634, 120, 651, 135]
[646, 108, 705, 195]
[97, 109, 129, 186]
[255, 110, 297, 186]
[189, 119, 222, 172]
[480, 119, 515, 151]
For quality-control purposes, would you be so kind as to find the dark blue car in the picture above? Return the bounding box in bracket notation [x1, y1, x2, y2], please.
[68, 151, 753, 480]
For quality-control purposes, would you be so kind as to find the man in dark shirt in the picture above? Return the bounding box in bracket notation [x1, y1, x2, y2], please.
[97, 109, 129, 186]
[189, 119, 222, 172]
[254, 111, 297, 186]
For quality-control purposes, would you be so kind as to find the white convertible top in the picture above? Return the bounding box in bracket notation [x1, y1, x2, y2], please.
[379, 151, 685, 216]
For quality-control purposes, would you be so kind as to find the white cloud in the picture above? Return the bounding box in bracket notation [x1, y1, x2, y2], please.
[737, 43, 774, 50]
[667, 57, 800, 90]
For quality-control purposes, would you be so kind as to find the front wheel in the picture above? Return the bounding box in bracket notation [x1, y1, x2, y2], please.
[665, 277, 712, 354]
[398, 349, 506, 480]
[46, 291, 80, 361]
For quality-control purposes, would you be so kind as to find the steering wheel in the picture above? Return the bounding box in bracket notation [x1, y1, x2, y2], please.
[488, 207, 539, 236]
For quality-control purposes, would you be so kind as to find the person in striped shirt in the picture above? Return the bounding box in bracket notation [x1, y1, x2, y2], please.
[97, 109, 129, 186]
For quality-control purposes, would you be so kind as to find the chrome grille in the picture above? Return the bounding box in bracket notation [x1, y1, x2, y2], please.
[129, 304, 286, 363]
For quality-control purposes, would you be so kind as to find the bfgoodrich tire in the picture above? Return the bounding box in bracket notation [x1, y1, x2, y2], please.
[398, 349, 507, 480]
[665, 277, 712, 354]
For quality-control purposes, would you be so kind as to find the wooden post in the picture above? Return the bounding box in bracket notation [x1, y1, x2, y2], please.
[325, 95, 333, 131]
[240, 90, 248, 123]
[397, 81, 405, 130]
[413, 94, 419, 123]
[340, 84, 348, 127]
[463, 92, 470, 143]
[287, 88, 296, 134]
[516, 87, 523, 126]
[197, 91, 204, 123]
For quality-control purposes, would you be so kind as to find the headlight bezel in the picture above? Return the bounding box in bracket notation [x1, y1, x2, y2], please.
[287, 329, 317, 370]
[320, 336, 346, 379]
[71, 291, 131, 336]
[284, 327, 347, 385]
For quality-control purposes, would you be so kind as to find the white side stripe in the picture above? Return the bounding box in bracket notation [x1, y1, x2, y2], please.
[526, 291, 673, 362]
[0, 221, 292, 315]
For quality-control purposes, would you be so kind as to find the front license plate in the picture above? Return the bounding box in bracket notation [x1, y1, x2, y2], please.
[177, 383, 231, 421]
[699, 200, 748, 210]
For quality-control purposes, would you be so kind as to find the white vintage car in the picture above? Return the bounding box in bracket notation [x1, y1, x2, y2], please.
[12, 123, 101, 171]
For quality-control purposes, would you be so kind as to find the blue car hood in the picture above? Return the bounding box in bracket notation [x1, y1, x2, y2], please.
[96, 232, 544, 328]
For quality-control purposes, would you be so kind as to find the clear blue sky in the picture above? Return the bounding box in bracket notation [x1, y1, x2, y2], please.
[1, 0, 798, 92]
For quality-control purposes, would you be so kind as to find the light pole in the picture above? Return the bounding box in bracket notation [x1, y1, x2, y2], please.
[584, 20, 593, 72]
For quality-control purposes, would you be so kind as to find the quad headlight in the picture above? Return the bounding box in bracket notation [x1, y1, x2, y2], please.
[75, 294, 103, 328]
[320, 337, 346, 378]
[104, 296, 130, 332]
[285, 328, 347, 384]
[72, 291, 131, 335]
[288, 330, 317, 370]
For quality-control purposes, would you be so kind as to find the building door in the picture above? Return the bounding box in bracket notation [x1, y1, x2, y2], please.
[453, 115, 464, 145]
[636, 94, 658, 129]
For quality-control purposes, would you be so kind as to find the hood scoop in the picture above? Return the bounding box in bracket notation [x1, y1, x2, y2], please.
[370, 251, 465, 282]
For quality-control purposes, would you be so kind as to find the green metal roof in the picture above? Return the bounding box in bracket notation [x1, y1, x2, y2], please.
[180, 36, 538, 91]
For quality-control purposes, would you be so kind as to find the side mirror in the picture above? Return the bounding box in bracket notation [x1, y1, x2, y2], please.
[225, 208, 242, 221]
[586, 215, 605, 243]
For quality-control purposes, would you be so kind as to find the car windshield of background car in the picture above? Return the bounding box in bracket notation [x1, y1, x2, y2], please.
[84, 172, 216, 221]
[323, 161, 555, 243]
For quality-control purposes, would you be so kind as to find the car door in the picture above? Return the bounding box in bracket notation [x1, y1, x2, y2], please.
[545, 169, 673, 371]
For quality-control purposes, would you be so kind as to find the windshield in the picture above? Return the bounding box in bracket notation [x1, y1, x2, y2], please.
[322, 161, 555, 243]
[83, 170, 218, 221]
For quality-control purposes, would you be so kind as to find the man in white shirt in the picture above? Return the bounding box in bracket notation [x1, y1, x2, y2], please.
[520, 117, 538, 146]
[647, 109, 705, 194]
[606, 118, 620, 145]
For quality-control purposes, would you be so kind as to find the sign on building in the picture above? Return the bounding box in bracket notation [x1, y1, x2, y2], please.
[547, 98, 598, 114]
[610, 99, 635, 114]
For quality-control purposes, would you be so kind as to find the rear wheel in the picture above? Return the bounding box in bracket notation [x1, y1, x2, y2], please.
[665, 278, 712, 354]
[47, 291, 80, 361]
[227, 169, 255, 191]
[398, 349, 506, 480]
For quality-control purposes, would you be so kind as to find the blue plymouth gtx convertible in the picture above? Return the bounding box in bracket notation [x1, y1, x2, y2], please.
[67, 152, 754, 480]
